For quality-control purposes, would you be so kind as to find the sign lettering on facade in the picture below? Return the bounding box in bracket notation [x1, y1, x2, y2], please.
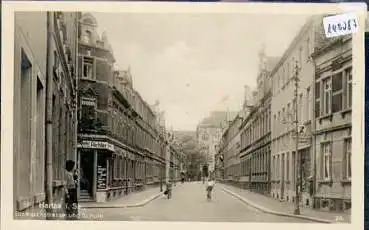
[78, 140, 115, 151]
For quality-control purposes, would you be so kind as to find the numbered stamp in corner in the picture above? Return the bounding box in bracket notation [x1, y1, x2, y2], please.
[323, 12, 359, 38]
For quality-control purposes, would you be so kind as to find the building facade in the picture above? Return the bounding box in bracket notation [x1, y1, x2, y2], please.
[270, 17, 319, 206]
[311, 33, 352, 212]
[196, 111, 235, 174]
[222, 115, 242, 185]
[238, 50, 276, 195]
[14, 11, 78, 212]
[77, 13, 177, 203]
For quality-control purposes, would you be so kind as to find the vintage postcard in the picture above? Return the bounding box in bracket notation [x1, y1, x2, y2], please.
[1, 1, 366, 230]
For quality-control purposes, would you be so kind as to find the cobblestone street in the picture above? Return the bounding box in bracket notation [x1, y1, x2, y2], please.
[79, 182, 312, 222]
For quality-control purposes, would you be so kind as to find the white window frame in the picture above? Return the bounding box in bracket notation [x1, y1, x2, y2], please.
[323, 77, 332, 115]
[306, 87, 311, 120]
[346, 67, 352, 109]
[322, 142, 332, 180]
[344, 138, 352, 180]
[331, 71, 344, 113]
[82, 56, 94, 80]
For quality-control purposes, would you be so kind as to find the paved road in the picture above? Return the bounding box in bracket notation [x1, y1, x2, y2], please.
[80, 182, 312, 222]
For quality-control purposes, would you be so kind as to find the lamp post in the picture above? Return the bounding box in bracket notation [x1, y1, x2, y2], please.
[293, 60, 301, 215]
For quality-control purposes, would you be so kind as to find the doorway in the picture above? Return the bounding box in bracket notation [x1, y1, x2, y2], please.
[281, 153, 285, 200]
[80, 150, 94, 198]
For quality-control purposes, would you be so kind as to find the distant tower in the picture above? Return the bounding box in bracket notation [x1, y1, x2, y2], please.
[80, 13, 99, 44]
[258, 43, 266, 71]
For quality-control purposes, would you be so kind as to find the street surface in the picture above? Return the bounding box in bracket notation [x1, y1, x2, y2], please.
[80, 182, 312, 222]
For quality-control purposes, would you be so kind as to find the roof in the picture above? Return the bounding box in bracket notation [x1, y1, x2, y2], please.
[266, 57, 280, 71]
[270, 15, 319, 76]
[198, 111, 237, 128]
[173, 130, 197, 140]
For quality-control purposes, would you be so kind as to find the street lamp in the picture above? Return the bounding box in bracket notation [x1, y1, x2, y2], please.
[293, 60, 302, 215]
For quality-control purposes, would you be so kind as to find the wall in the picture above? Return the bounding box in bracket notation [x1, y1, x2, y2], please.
[14, 12, 47, 211]
[270, 18, 316, 200]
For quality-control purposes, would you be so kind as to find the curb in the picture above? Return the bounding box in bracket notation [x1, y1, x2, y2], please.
[81, 192, 164, 209]
[222, 188, 333, 223]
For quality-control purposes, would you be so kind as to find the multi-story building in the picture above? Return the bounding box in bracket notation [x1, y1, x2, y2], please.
[14, 11, 78, 213]
[221, 115, 243, 185]
[311, 31, 352, 211]
[270, 16, 320, 206]
[238, 49, 277, 195]
[77, 13, 169, 202]
[196, 111, 236, 175]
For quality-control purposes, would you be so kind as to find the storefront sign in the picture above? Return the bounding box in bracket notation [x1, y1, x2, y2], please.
[97, 165, 107, 190]
[78, 140, 115, 152]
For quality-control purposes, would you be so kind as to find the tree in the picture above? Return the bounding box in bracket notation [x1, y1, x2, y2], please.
[176, 135, 207, 180]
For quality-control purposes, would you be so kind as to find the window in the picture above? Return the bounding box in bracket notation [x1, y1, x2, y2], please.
[322, 142, 332, 179]
[332, 72, 343, 113]
[306, 38, 310, 60]
[82, 30, 92, 43]
[273, 156, 276, 180]
[299, 47, 303, 65]
[299, 94, 303, 121]
[306, 87, 311, 120]
[315, 81, 321, 118]
[81, 98, 96, 121]
[82, 57, 94, 79]
[278, 111, 281, 133]
[323, 78, 332, 115]
[202, 132, 209, 141]
[344, 138, 352, 179]
[277, 155, 280, 179]
[284, 64, 288, 85]
[286, 152, 290, 181]
[346, 68, 352, 108]
[291, 57, 295, 80]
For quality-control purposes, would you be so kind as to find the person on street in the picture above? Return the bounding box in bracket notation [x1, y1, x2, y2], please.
[65, 160, 78, 220]
[164, 180, 173, 199]
[206, 177, 215, 200]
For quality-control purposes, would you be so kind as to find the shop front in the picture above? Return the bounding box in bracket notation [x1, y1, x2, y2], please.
[78, 139, 146, 203]
[77, 140, 115, 202]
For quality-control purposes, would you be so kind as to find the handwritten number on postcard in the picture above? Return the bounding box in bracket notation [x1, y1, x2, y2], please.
[323, 12, 358, 38]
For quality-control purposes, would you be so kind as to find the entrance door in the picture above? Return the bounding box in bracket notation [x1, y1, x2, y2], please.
[80, 151, 94, 197]
[281, 153, 285, 200]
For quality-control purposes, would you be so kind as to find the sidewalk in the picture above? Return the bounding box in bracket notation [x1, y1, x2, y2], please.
[80, 185, 165, 209]
[220, 184, 351, 223]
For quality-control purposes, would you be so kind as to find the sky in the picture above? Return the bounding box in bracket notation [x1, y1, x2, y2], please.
[91, 12, 311, 131]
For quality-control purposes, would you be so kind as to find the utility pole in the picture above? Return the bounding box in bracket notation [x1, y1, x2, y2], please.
[45, 12, 54, 220]
[293, 60, 301, 215]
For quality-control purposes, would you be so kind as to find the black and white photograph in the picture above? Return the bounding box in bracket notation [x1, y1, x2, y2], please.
[1, 1, 366, 229]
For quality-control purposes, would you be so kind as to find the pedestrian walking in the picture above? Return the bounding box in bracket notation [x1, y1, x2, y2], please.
[65, 160, 78, 220]
[206, 177, 215, 200]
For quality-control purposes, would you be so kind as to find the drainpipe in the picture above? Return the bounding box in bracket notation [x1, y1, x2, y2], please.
[74, 13, 80, 201]
[311, 57, 317, 209]
[45, 12, 54, 219]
